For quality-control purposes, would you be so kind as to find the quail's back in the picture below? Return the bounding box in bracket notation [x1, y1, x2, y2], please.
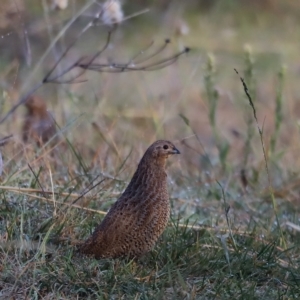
[79, 140, 180, 259]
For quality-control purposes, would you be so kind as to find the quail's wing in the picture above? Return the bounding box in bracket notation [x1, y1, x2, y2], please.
[93, 194, 139, 235]
[80, 195, 139, 255]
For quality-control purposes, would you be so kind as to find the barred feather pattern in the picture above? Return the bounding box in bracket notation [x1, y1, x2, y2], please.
[79, 140, 180, 259]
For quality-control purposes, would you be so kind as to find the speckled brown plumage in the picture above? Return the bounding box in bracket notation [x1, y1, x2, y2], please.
[22, 95, 57, 146]
[79, 140, 180, 259]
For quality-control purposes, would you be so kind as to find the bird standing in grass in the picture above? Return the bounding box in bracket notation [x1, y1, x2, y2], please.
[79, 140, 180, 259]
[22, 95, 57, 146]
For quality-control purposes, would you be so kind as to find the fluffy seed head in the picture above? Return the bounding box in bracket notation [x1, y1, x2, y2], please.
[51, 0, 68, 10]
[101, 0, 123, 26]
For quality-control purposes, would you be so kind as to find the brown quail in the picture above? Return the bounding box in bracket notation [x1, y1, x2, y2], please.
[22, 95, 57, 146]
[79, 140, 180, 259]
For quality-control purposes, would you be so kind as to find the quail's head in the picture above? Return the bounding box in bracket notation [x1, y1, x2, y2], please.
[145, 140, 180, 161]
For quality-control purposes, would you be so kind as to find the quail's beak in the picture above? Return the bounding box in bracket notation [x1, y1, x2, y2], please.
[171, 146, 180, 155]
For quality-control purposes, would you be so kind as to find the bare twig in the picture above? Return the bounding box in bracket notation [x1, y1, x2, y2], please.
[0, 134, 13, 147]
[45, 31, 112, 84]
[68, 177, 107, 208]
[0, 83, 43, 124]
[0, 34, 189, 124]
[77, 45, 190, 72]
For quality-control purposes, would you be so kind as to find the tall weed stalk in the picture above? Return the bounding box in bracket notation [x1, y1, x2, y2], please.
[204, 53, 229, 170]
[242, 46, 255, 168]
[270, 65, 286, 153]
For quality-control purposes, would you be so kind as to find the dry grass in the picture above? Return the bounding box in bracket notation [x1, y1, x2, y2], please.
[0, 0, 300, 299]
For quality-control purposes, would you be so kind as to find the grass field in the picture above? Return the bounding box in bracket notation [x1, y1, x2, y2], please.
[1, 1, 300, 299]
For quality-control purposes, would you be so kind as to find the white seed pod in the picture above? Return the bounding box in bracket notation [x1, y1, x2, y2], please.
[174, 19, 189, 37]
[101, 0, 123, 26]
[52, 0, 68, 10]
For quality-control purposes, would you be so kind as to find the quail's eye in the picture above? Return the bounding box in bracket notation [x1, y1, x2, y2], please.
[163, 145, 169, 150]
